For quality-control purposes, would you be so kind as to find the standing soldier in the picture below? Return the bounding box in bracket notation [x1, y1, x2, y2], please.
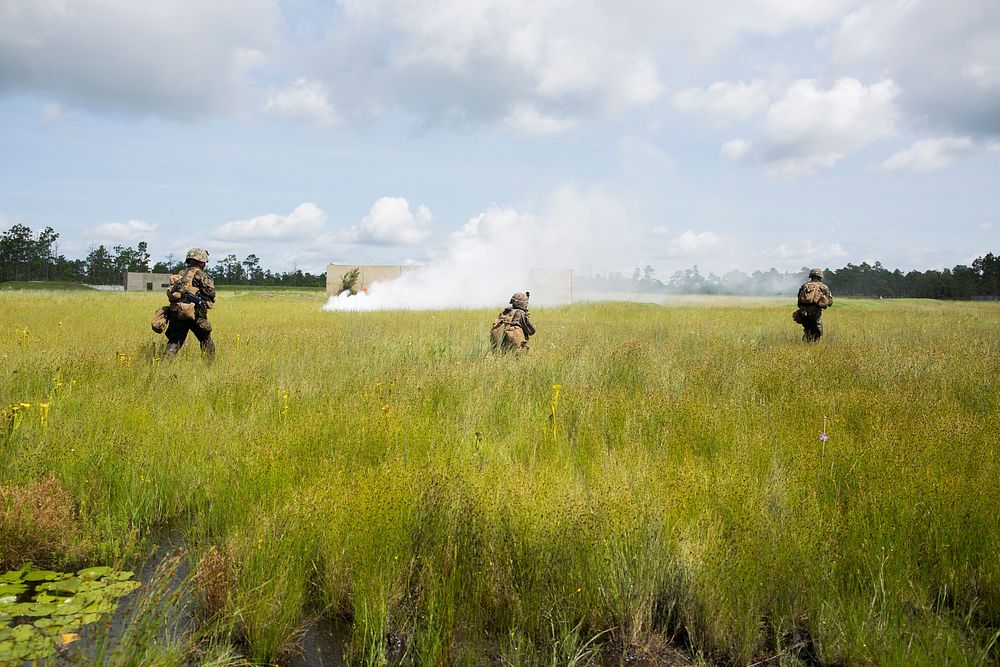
[490, 291, 536, 353]
[163, 248, 216, 360]
[794, 268, 833, 342]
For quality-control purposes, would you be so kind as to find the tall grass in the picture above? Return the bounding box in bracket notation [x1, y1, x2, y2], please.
[1, 291, 998, 664]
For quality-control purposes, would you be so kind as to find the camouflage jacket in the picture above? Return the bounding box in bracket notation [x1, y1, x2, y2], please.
[508, 307, 535, 338]
[797, 279, 832, 313]
[168, 266, 216, 303]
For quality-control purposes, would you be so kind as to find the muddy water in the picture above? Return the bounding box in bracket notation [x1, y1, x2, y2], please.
[55, 531, 192, 665]
[284, 619, 351, 666]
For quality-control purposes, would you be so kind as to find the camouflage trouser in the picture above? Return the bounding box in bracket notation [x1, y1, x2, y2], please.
[801, 314, 823, 342]
[163, 317, 215, 361]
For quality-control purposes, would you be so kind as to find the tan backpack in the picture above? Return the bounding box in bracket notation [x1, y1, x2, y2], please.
[167, 268, 200, 303]
[166, 268, 211, 321]
[801, 282, 831, 308]
[151, 306, 169, 333]
[490, 310, 526, 352]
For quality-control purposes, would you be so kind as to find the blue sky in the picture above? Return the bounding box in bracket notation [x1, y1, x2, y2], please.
[1, 0, 998, 277]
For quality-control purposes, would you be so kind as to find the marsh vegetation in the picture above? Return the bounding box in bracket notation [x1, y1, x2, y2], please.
[1, 291, 998, 665]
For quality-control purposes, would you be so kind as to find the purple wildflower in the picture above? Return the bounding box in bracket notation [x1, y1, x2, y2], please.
[819, 432, 829, 442]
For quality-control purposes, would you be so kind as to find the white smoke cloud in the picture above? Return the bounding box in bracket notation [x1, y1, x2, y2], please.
[773, 241, 848, 264]
[324, 186, 638, 311]
[665, 230, 721, 255]
[325, 204, 535, 311]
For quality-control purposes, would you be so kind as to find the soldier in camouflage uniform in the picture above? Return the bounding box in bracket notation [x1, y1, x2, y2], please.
[795, 268, 833, 342]
[163, 248, 216, 360]
[490, 291, 536, 353]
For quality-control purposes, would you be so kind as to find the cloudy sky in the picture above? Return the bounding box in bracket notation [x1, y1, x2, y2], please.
[1, 0, 998, 276]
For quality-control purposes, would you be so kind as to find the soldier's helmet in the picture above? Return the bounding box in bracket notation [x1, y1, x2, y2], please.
[186, 248, 210, 264]
[808, 267, 823, 280]
[510, 292, 529, 309]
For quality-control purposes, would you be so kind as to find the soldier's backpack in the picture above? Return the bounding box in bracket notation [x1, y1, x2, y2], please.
[151, 306, 169, 333]
[167, 268, 200, 304]
[490, 309, 526, 352]
[166, 268, 211, 320]
[801, 282, 831, 308]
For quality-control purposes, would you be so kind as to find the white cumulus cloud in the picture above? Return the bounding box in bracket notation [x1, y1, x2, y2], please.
[0, 0, 280, 118]
[724, 78, 900, 178]
[876, 136, 1000, 173]
[825, 0, 1000, 136]
[265, 78, 338, 126]
[350, 197, 432, 246]
[672, 79, 769, 123]
[86, 220, 157, 242]
[213, 202, 327, 242]
[503, 104, 577, 136]
[877, 136, 973, 173]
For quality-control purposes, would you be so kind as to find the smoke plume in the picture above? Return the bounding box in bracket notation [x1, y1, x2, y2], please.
[324, 187, 636, 311]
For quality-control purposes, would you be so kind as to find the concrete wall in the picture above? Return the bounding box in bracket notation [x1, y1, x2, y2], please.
[326, 264, 418, 296]
[125, 272, 172, 292]
[326, 263, 574, 305]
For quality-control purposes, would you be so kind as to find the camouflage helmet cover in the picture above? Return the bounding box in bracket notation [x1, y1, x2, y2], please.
[808, 267, 823, 279]
[510, 292, 529, 309]
[186, 248, 210, 263]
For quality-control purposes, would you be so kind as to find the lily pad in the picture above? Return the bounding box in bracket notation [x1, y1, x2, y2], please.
[77, 566, 112, 581]
[103, 580, 140, 597]
[0, 583, 27, 596]
[0, 565, 30, 584]
[23, 603, 59, 617]
[0, 564, 142, 662]
[40, 576, 81, 594]
[0, 602, 35, 616]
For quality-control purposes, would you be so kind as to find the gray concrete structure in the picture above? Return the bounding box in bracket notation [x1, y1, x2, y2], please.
[326, 264, 418, 296]
[125, 272, 172, 292]
[326, 263, 573, 305]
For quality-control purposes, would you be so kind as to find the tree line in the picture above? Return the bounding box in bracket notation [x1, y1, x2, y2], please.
[574, 256, 1000, 300]
[2, 221, 997, 297]
[0, 223, 324, 287]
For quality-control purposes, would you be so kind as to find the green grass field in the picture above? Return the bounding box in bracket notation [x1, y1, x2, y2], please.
[0, 281, 94, 291]
[1, 291, 998, 666]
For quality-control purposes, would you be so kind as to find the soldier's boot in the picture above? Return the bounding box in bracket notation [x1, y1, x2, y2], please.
[163, 342, 182, 359]
[200, 336, 216, 363]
